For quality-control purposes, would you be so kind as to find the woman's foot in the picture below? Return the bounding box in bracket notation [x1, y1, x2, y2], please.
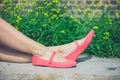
[32, 48, 76, 68]
[48, 38, 85, 57]
[48, 30, 94, 60]
[37, 49, 67, 62]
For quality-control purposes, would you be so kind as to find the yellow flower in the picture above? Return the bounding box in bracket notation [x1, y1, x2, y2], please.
[21, 3, 26, 7]
[35, 0, 38, 2]
[3, 9, 8, 12]
[3, 0, 7, 3]
[17, 10, 20, 12]
[51, 8, 56, 11]
[115, 12, 119, 17]
[88, 13, 92, 17]
[61, 30, 65, 33]
[77, 8, 81, 12]
[53, 14, 57, 17]
[44, 1, 48, 5]
[70, 16, 73, 19]
[109, 19, 112, 22]
[32, 2, 36, 5]
[44, 13, 49, 17]
[36, 12, 39, 15]
[81, 6, 84, 9]
[63, 13, 66, 16]
[103, 36, 108, 40]
[64, 6, 67, 9]
[16, 16, 22, 23]
[87, 8, 90, 11]
[53, 0, 58, 3]
[15, 5, 19, 9]
[104, 32, 109, 36]
[18, 17, 22, 21]
[38, 6, 42, 9]
[17, 16, 21, 19]
[29, 9, 33, 12]
[50, 12, 52, 15]
[56, 9, 60, 13]
[16, 20, 20, 23]
[108, 19, 112, 24]
[51, 14, 57, 19]
[93, 26, 98, 30]
[74, 19, 81, 24]
[109, 21, 112, 24]
[77, 8, 80, 11]
[47, 3, 52, 6]
[97, 3, 101, 7]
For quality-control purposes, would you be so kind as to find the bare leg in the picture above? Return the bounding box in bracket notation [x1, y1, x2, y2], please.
[0, 18, 47, 56]
[0, 44, 32, 63]
[0, 18, 67, 62]
[0, 38, 85, 63]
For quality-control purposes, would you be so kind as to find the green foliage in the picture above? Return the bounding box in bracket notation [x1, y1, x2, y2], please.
[0, 0, 120, 57]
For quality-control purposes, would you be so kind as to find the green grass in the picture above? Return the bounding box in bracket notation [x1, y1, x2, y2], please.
[0, 0, 120, 58]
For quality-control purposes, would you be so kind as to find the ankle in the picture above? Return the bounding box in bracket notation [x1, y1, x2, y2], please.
[31, 47, 51, 56]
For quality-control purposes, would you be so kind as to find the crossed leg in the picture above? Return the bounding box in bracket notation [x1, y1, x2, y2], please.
[0, 39, 85, 63]
[0, 44, 32, 62]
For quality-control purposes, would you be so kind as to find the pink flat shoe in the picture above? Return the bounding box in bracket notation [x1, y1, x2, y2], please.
[65, 30, 94, 61]
[32, 51, 76, 68]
